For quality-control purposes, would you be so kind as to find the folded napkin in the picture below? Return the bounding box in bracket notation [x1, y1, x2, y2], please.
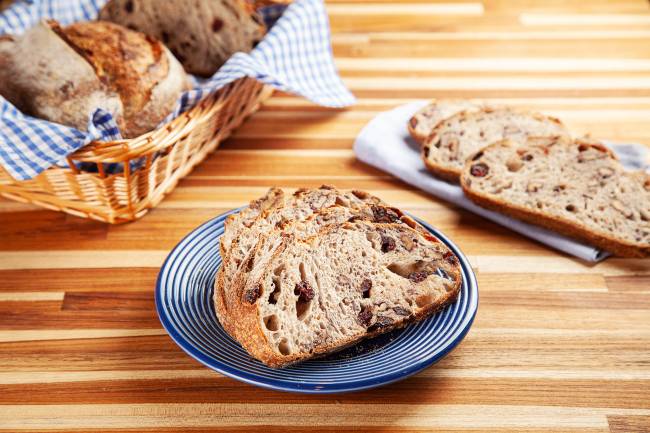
[0, 0, 355, 181]
[354, 101, 650, 262]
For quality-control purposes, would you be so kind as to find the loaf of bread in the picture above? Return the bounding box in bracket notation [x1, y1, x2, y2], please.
[421, 107, 571, 183]
[99, 0, 265, 77]
[215, 187, 462, 367]
[0, 20, 189, 138]
[0, 21, 122, 133]
[408, 100, 483, 144]
[460, 136, 650, 257]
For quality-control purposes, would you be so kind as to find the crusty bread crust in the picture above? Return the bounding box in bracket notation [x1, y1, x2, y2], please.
[59, 21, 188, 138]
[213, 268, 237, 338]
[460, 141, 650, 258]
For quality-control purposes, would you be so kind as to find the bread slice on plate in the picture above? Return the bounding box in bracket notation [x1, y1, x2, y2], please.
[422, 107, 571, 183]
[215, 185, 424, 341]
[229, 219, 462, 367]
[216, 187, 286, 336]
[460, 136, 650, 257]
[408, 100, 483, 144]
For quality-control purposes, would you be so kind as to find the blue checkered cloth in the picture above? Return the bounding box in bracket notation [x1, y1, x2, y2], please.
[0, 0, 355, 180]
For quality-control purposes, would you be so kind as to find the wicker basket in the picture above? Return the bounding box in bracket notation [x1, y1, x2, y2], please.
[0, 77, 273, 223]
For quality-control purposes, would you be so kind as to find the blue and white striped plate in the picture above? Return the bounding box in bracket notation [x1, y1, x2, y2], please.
[155, 209, 478, 393]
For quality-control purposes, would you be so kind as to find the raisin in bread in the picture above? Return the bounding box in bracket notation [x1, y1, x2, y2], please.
[408, 100, 483, 144]
[215, 186, 421, 336]
[422, 107, 571, 183]
[460, 136, 650, 257]
[230, 220, 462, 367]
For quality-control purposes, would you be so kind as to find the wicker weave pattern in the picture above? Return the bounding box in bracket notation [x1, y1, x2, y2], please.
[0, 78, 273, 223]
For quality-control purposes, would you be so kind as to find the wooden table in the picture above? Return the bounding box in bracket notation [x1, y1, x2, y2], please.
[2, 0, 650, 431]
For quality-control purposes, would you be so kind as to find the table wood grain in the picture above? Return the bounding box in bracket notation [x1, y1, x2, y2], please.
[2, 0, 650, 431]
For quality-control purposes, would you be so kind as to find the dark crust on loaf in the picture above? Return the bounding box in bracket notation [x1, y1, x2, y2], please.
[460, 141, 650, 258]
[61, 21, 170, 137]
[44, 20, 188, 138]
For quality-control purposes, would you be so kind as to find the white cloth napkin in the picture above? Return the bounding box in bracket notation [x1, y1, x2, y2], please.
[354, 101, 650, 262]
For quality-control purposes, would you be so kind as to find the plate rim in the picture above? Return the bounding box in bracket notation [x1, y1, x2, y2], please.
[155, 209, 479, 394]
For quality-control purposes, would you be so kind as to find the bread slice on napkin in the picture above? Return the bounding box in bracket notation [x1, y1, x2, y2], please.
[408, 99, 483, 144]
[421, 107, 571, 183]
[460, 136, 650, 257]
[228, 219, 462, 367]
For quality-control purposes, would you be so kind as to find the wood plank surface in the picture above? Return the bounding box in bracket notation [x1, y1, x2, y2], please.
[1, 0, 650, 431]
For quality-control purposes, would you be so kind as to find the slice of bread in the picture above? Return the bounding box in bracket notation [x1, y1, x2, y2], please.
[218, 187, 381, 315]
[408, 100, 483, 144]
[460, 136, 650, 257]
[215, 186, 423, 339]
[215, 187, 285, 336]
[422, 107, 571, 183]
[229, 219, 462, 367]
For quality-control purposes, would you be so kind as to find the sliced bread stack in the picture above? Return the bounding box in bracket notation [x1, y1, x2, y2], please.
[215, 185, 462, 367]
[421, 107, 570, 182]
[408, 100, 650, 257]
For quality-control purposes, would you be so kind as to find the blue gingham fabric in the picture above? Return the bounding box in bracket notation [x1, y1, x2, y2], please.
[0, 0, 355, 180]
